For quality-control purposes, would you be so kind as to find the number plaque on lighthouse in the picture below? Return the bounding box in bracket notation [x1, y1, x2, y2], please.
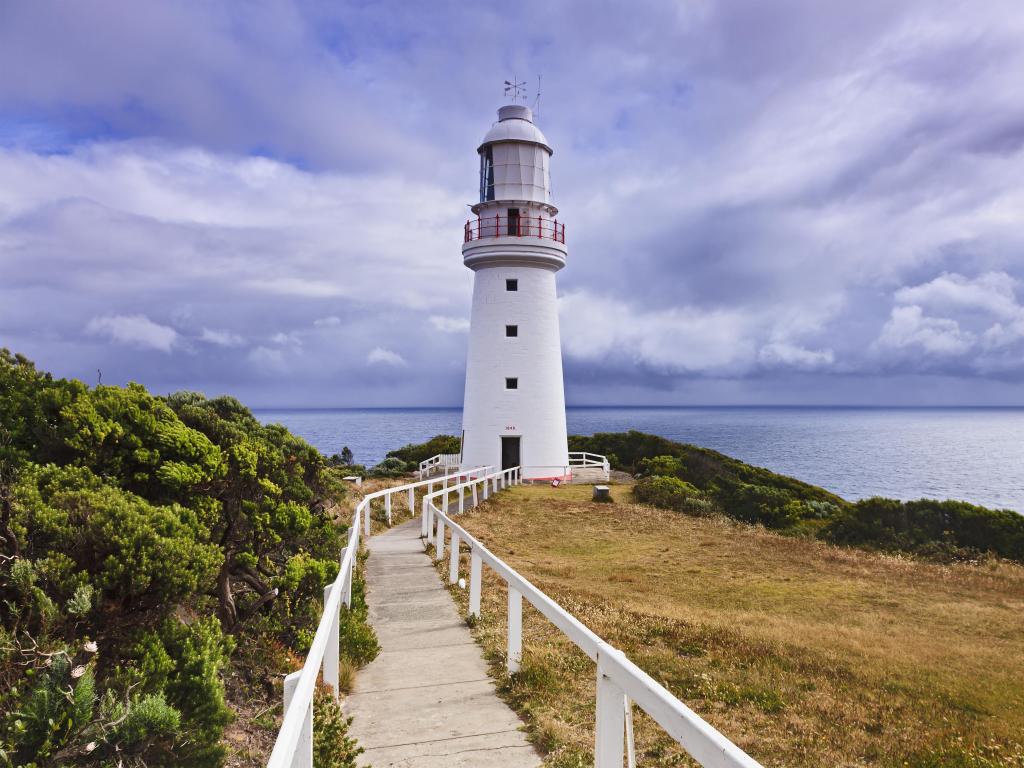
[459, 103, 570, 480]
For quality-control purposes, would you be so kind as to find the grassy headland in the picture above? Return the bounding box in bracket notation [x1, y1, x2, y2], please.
[446, 482, 1024, 767]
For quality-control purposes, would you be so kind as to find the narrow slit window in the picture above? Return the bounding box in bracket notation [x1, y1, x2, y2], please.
[505, 377, 518, 390]
[506, 325, 518, 337]
[506, 279, 518, 291]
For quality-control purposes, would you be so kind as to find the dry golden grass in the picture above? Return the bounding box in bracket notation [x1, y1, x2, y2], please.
[436, 483, 1024, 768]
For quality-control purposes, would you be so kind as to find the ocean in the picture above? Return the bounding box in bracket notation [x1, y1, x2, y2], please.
[253, 406, 1024, 512]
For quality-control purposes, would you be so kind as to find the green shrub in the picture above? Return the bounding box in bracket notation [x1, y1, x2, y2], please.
[584, 430, 1024, 565]
[823, 497, 1024, 561]
[0, 350, 355, 766]
[386, 434, 461, 465]
[313, 686, 362, 768]
[369, 456, 412, 477]
[634, 475, 716, 516]
[636, 455, 683, 478]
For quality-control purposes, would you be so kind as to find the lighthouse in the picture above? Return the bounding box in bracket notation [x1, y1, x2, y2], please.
[459, 103, 570, 480]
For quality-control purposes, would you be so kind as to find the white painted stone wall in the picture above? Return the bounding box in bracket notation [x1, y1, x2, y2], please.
[460, 264, 569, 478]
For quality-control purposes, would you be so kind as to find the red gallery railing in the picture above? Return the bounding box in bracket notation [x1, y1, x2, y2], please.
[464, 215, 566, 244]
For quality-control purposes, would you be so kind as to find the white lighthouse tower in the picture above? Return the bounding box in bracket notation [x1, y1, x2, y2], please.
[459, 103, 570, 480]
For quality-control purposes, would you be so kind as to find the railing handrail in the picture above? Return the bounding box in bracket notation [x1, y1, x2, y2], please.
[267, 467, 491, 767]
[568, 451, 609, 466]
[267, 506, 359, 768]
[426, 470, 763, 768]
[464, 214, 566, 244]
[418, 453, 463, 478]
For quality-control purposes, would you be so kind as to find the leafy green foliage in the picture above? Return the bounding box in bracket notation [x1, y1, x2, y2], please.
[386, 434, 461, 465]
[824, 497, 1024, 562]
[578, 431, 1024, 563]
[313, 686, 362, 768]
[0, 350, 354, 766]
[369, 456, 412, 477]
[633, 475, 717, 517]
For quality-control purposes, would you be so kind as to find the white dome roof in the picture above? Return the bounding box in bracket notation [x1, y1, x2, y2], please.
[479, 105, 552, 153]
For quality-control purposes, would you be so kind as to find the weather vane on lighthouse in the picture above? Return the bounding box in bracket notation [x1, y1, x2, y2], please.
[503, 77, 527, 103]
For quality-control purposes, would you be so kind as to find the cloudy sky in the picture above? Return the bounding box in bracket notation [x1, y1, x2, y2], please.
[2, 0, 1023, 406]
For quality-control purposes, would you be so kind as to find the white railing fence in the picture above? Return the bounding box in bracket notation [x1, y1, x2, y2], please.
[267, 468, 492, 768]
[426, 471, 764, 768]
[360, 467, 491, 536]
[418, 452, 461, 479]
[569, 451, 612, 481]
[267, 500, 360, 768]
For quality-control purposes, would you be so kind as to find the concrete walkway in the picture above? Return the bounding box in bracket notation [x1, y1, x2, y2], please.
[345, 519, 541, 768]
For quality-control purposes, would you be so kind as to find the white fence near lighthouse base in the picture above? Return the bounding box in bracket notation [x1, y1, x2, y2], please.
[418, 452, 461, 478]
[569, 451, 611, 480]
[425, 472, 764, 768]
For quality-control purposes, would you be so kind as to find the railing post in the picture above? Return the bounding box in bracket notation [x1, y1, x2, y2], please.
[448, 532, 460, 584]
[421, 496, 430, 538]
[408, 487, 415, 518]
[472, 481, 478, 508]
[458, 486, 465, 514]
[507, 587, 522, 673]
[339, 546, 352, 607]
[323, 583, 339, 700]
[594, 649, 626, 768]
[482, 478, 490, 500]
[469, 549, 482, 618]
[435, 517, 445, 562]
[625, 696, 636, 768]
[283, 671, 313, 768]
[363, 499, 371, 535]
[384, 493, 392, 526]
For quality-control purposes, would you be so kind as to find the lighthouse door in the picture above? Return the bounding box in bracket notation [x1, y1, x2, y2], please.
[501, 436, 521, 471]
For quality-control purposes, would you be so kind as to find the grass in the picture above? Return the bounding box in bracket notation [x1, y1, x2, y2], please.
[435, 482, 1024, 767]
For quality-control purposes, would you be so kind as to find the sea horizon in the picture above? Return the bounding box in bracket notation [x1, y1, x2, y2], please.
[254, 405, 1024, 513]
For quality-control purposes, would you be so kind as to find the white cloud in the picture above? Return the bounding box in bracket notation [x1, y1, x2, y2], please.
[199, 328, 244, 347]
[895, 272, 1021, 320]
[366, 347, 407, 367]
[270, 331, 302, 348]
[85, 314, 178, 352]
[759, 342, 835, 370]
[560, 291, 758, 374]
[313, 316, 343, 328]
[876, 305, 974, 356]
[246, 278, 347, 299]
[248, 345, 286, 371]
[429, 315, 470, 333]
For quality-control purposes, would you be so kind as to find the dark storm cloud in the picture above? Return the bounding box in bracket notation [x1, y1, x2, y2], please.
[1, 0, 1022, 405]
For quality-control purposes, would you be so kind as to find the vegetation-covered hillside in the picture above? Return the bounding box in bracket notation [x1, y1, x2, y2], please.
[569, 430, 1024, 563]
[0, 351, 373, 767]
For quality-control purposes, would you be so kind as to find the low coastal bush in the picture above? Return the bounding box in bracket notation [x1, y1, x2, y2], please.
[633, 475, 716, 516]
[386, 434, 461, 465]
[0, 350, 373, 765]
[825, 496, 1024, 562]
[368, 456, 413, 477]
[572, 430, 1024, 563]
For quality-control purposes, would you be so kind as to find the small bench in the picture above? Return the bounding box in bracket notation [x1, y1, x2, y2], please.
[343, 475, 363, 487]
[592, 485, 611, 502]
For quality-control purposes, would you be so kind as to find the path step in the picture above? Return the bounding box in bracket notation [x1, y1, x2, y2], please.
[345, 519, 540, 767]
